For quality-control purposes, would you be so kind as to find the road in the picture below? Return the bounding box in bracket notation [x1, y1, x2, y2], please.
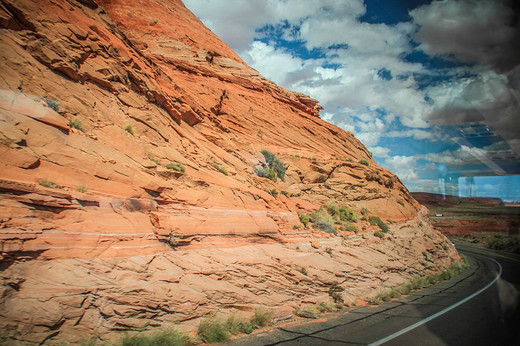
[225, 242, 520, 345]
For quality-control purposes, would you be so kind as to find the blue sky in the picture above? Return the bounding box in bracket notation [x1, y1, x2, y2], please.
[184, 0, 520, 201]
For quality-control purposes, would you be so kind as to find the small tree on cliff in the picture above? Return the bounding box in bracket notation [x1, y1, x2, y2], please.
[259, 150, 286, 181]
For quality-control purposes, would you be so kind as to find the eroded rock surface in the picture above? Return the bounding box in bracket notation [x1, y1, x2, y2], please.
[0, 0, 461, 343]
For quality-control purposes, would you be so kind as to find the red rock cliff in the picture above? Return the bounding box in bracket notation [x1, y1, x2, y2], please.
[0, 0, 459, 343]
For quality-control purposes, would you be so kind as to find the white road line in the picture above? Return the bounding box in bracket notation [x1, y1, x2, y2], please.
[368, 255, 502, 346]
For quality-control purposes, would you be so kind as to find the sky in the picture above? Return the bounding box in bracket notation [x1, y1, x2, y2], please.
[184, 0, 520, 201]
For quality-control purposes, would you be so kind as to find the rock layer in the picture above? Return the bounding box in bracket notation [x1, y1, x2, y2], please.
[0, 0, 461, 343]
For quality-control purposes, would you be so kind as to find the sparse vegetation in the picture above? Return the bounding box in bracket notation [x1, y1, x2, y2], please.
[361, 207, 370, 216]
[328, 282, 344, 304]
[459, 232, 520, 254]
[369, 216, 389, 232]
[365, 170, 383, 184]
[225, 314, 253, 335]
[342, 223, 359, 234]
[297, 267, 308, 275]
[121, 327, 192, 346]
[293, 224, 302, 230]
[165, 163, 185, 173]
[38, 179, 57, 189]
[385, 177, 396, 188]
[69, 118, 83, 131]
[250, 308, 272, 328]
[368, 258, 470, 304]
[296, 306, 320, 319]
[123, 124, 135, 135]
[359, 159, 369, 166]
[168, 232, 180, 247]
[43, 97, 60, 112]
[210, 162, 228, 175]
[374, 230, 386, 238]
[77, 185, 87, 193]
[256, 167, 277, 181]
[339, 206, 358, 222]
[148, 154, 160, 165]
[318, 301, 337, 313]
[304, 204, 364, 235]
[269, 188, 279, 198]
[324, 183, 332, 189]
[260, 150, 286, 181]
[197, 315, 229, 343]
[298, 212, 310, 228]
[325, 247, 333, 254]
[315, 221, 337, 235]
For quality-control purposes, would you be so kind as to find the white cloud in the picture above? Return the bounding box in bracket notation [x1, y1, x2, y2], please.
[243, 41, 306, 86]
[426, 69, 520, 141]
[185, 0, 433, 134]
[369, 146, 391, 158]
[355, 132, 380, 147]
[184, 0, 520, 196]
[384, 155, 420, 182]
[410, 0, 520, 71]
[385, 129, 434, 140]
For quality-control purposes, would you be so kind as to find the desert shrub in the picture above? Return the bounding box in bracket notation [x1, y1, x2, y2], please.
[385, 177, 396, 188]
[324, 183, 332, 189]
[260, 150, 286, 181]
[315, 221, 337, 235]
[225, 314, 252, 335]
[296, 306, 320, 319]
[197, 315, 229, 343]
[77, 185, 87, 193]
[359, 159, 369, 166]
[123, 124, 135, 135]
[369, 216, 389, 232]
[397, 199, 405, 207]
[325, 247, 333, 254]
[165, 163, 185, 173]
[365, 170, 383, 184]
[297, 267, 308, 275]
[256, 166, 277, 181]
[343, 223, 359, 234]
[371, 288, 401, 304]
[121, 327, 192, 346]
[328, 282, 344, 303]
[373, 231, 385, 239]
[210, 162, 228, 175]
[69, 119, 83, 131]
[43, 97, 60, 112]
[38, 179, 57, 189]
[325, 202, 339, 217]
[250, 308, 272, 328]
[318, 301, 337, 313]
[298, 213, 310, 228]
[310, 207, 335, 224]
[339, 206, 358, 222]
[147, 154, 160, 165]
[293, 224, 302, 230]
[269, 188, 279, 198]
[368, 258, 469, 305]
[168, 232, 180, 247]
[360, 207, 369, 216]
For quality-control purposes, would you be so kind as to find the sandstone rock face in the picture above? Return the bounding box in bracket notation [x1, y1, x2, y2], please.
[0, 0, 460, 343]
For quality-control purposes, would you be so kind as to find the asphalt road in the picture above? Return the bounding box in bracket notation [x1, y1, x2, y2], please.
[225, 242, 520, 345]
